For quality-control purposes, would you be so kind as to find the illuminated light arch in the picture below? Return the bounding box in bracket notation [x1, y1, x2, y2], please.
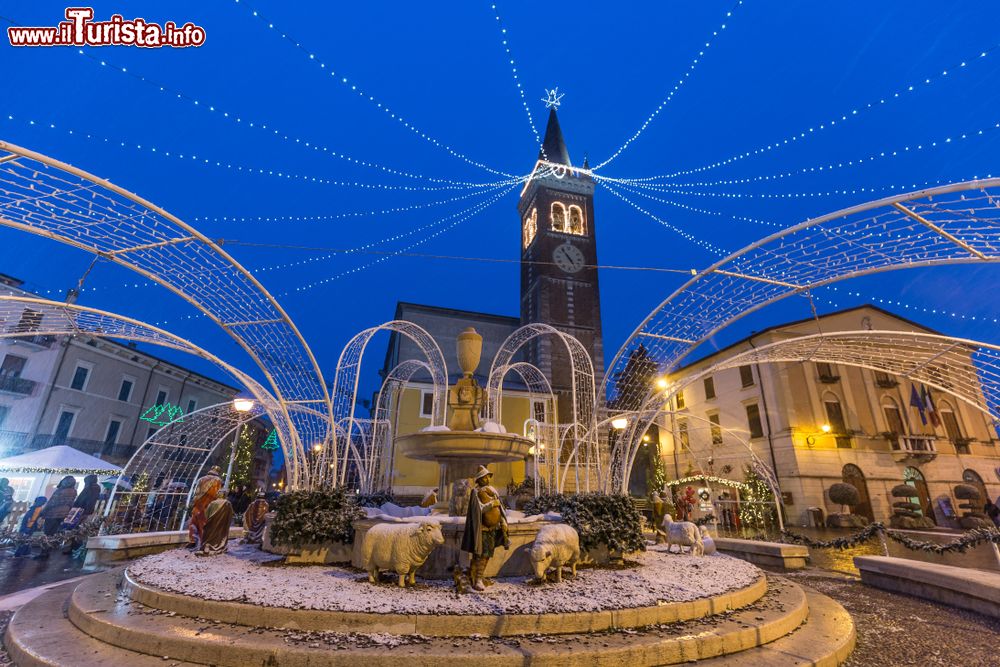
[330, 321, 447, 488]
[365, 359, 434, 492]
[102, 401, 267, 535]
[610, 329, 1000, 493]
[0, 140, 332, 470]
[489, 361, 558, 493]
[0, 295, 311, 486]
[487, 323, 599, 491]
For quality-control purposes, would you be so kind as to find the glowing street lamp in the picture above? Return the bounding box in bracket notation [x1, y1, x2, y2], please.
[611, 417, 629, 430]
[806, 424, 833, 447]
[233, 398, 255, 412]
[655, 378, 668, 390]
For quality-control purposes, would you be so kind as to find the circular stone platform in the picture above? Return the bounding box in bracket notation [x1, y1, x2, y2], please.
[125, 543, 765, 637]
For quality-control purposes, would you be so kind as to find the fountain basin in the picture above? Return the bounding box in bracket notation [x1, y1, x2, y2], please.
[395, 430, 534, 463]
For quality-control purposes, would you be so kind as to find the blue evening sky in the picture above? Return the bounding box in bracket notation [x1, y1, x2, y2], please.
[2, 1, 999, 400]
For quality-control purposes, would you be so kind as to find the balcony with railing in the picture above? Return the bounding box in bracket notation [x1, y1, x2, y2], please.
[0, 374, 36, 396]
[888, 434, 937, 462]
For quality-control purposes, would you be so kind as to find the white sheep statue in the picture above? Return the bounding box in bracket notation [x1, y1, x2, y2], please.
[699, 525, 717, 556]
[529, 523, 581, 583]
[661, 514, 704, 557]
[361, 521, 445, 587]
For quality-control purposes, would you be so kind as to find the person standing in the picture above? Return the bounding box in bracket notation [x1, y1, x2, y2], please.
[63, 474, 101, 554]
[0, 486, 14, 526]
[36, 476, 77, 559]
[460, 466, 510, 592]
[14, 496, 47, 557]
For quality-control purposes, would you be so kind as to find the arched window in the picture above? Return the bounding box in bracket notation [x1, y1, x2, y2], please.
[881, 396, 905, 450]
[938, 400, 967, 452]
[962, 469, 988, 502]
[904, 465, 935, 523]
[567, 205, 585, 235]
[550, 202, 567, 232]
[822, 392, 851, 448]
[522, 208, 537, 248]
[842, 464, 873, 521]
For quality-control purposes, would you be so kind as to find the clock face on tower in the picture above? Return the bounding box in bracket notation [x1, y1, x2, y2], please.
[552, 242, 585, 274]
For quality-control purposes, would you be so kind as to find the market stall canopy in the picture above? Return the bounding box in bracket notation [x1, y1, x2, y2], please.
[0, 446, 123, 475]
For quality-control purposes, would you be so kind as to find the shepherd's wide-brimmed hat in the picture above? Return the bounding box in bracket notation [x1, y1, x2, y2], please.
[474, 465, 492, 481]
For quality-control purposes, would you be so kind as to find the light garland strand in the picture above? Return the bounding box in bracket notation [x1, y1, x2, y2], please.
[247, 184, 513, 274]
[0, 11, 496, 188]
[642, 44, 1000, 180]
[232, 0, 514, 179]
[191, 188, 501, 224]
[818, 287, 1000, 324]
[488, 2, 543, 151]
[1, 113, 523, 193]
[616, 119, 1000, 188]
[595, 176, 781, 228]
[149, 184, 516, 327]
[592, 0, 744, 170]
[278, 183, 518, 295]
[622, 175, 963, 200]
[598, 181, 731, 257]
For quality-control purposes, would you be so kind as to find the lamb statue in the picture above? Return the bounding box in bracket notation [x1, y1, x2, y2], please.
[661, 514, 704, 557]
[529, 524, 580, 583]
[361, 521, 445, 587]
[699, 525, 716, 556]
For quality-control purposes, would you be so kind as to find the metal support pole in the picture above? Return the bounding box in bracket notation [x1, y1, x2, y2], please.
[223, 424, 240, 493]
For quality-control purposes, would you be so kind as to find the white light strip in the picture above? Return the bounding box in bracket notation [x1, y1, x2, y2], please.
[232, 0, 514, 178]
[613, 119, 1000, 188]
[638, 44, 999, 180]
[592, 0, 744, 170]
[2, 113, 524, 193]
[620, 175, 967, 200]
[489, 2, 544, 151]
[820, 286, 999, 324]
[597, 181, 731, 257]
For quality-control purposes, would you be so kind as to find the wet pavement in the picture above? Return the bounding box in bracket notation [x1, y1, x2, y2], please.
[0, 548, 88, 597]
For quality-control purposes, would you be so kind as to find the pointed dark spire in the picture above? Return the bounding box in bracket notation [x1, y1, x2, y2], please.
[539, 108, 572, 166]
[582, 153, 590, 169]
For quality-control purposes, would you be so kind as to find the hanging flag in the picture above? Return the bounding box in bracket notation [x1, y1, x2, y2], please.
[922, 385, 941, 427]
[909, 384, 927, 425]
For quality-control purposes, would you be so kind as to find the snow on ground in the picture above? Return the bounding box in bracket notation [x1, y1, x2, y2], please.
[128, 543, 761, 615]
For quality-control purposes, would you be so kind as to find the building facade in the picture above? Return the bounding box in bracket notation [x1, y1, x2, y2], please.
[657, 305, 1000, 527]
[0, 274, 241, 467]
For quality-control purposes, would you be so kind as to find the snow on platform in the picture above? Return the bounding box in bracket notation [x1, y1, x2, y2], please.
[128, 543, 761, 615]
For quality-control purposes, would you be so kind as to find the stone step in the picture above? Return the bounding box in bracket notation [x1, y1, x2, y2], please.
[65, 573, 813, 666]
[3, 582, 201, 667]
[692, 585, 856, 666]
[121, 568, 769, 637]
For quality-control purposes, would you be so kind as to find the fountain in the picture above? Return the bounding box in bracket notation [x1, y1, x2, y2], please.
[394, 327, 535, 512]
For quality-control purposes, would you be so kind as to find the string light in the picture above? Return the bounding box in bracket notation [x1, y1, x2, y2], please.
[1, 112, 523, 193]
[621, 175, 965, 200]
[821, 286, 1000, 324]
[613, 118, 1000, 188]
[246, 185, 513, 274]
[594, 175, 781, 228]
[232, 0, 514, 178]
[489, 3, 543, 151]
[644, 43, 1000, 180]
[598, 181, 731, 257]
[592, 0, 744, 170]
[279, 183, 519, 295]
[192, 188, 502, 224]
[0, 18, 502, 187]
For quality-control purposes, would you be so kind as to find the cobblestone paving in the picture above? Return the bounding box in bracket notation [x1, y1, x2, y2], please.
[789, 572, 1000, 666]
[0, 611, 11, 665]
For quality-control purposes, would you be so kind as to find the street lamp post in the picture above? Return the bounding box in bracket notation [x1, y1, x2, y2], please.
[224, 398, 255, 492]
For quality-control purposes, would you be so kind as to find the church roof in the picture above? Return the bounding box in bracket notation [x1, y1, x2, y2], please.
[539, 108, 572, 166]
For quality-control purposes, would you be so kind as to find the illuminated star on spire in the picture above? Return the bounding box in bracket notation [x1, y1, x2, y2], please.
[541, 87, 565, 109]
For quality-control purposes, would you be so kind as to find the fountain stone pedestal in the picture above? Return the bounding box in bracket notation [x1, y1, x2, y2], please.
[394, 326, 534, 513]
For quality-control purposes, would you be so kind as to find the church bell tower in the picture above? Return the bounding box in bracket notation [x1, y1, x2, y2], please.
[519, 105, 604, 417]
